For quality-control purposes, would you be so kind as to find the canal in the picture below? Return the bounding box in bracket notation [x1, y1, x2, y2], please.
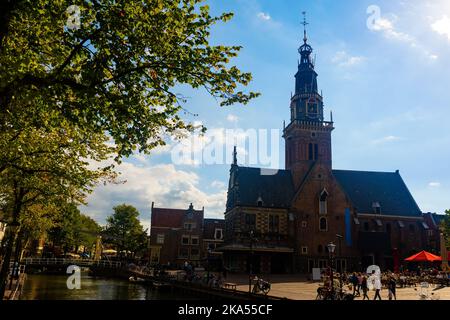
[20, 273, 191, 300]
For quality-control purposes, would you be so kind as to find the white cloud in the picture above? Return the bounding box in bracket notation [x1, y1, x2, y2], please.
[257, 12, 271, 21]
[332, 51, 366, 67]
[431, 16, 450, 41]
[226, 114, 239, 123]
[81, 162, 227, 225]
[371, 135, 403, 145]
[211, 180, 226, 189]
[371, 15, 438, 61]
[428, 182, 441, 187]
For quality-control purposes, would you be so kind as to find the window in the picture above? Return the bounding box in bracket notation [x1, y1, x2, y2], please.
[179, 248, 189, 258]
[427, 230, 434, 237]
[269, 215, 280, 233]
[422, 222, 429, 230]
[318, 245, 323, 253]
[409, 224, 415, 233]
[245, 214, 256, 229]
[190, 248, 200, 258]
[314, 144, 318, 160]
[308, 143, 313, 160]
[181, 235, 190, 245]
[184, 222, 196, 231]
[375, 219, 382, 227]
[301, 221, 307, 228]
[156, 234, 165, 244]
[208, 243, 216, 251]
[301, 246, 308, 255]
[319, 217, 327, 231]
[214, 228, 223, 240]
[372, 202, 381, 214]
[191, 236, 199, 245]
[386, 223, 391, 234]
[398, 220, 405, 228]
[353, 218, 360, 225]
[319, 190, 328, 215]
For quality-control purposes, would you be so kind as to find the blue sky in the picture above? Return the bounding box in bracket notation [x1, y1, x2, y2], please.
[82, 0, 450, 228]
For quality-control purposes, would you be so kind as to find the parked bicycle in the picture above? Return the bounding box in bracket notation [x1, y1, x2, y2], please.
[251, 276, 271, 295]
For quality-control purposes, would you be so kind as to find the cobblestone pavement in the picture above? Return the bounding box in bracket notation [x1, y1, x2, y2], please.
[224, 274, 450, 300]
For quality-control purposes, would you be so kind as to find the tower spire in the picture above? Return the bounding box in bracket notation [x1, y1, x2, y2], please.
[302, 11, 308, 44]
[232, 145, 237, 165]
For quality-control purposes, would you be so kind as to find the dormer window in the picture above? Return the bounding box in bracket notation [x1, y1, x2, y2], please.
[372, 202, 381, 214]
[319, 189, 328, 215]
[256, 196, 264, 207]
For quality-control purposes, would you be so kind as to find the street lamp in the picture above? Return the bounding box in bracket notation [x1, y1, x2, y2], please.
[327, 242, 336, 299]
[248, 230, 256, 294]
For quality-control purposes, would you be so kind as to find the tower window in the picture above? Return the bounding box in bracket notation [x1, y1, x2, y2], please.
[314, 144, 319, 160]
[308, 143, 313, 160]
[319, 190, 328, 215]
[319, 217, 328, 231]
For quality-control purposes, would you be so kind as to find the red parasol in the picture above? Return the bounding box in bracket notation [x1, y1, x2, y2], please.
[404, 250, 442, 262]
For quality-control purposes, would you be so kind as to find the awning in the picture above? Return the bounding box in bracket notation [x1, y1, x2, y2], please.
[398, 220, 405, 228]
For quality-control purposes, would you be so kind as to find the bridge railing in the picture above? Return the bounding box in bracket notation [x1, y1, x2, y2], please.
[21, 258, 124, 268]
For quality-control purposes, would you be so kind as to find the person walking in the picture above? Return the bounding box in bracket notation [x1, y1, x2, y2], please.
[361, 275, 370, 300]
[351, 272, 360, 297]
[388, 275, 397, 300]
[370, 270, 382, 300]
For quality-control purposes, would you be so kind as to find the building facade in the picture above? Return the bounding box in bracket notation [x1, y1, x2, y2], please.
[221, 23, 438, 274]
[149, 203, 224, 267]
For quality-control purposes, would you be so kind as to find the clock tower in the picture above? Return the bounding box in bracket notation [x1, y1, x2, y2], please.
[283, 14, 334, 184]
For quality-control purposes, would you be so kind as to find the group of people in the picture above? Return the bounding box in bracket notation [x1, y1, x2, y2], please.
[346, 271, 397, 300]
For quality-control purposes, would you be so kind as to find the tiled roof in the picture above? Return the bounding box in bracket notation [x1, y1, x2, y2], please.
[151, 207, 203, 228]
[333, 169, 422, 217]
[226, 166, 294, 209]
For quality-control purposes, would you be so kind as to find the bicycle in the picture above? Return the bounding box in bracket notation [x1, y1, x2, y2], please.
[251, 276, 271, 295]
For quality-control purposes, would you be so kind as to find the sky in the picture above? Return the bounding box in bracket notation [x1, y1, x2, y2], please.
[81, 0, 450, 229]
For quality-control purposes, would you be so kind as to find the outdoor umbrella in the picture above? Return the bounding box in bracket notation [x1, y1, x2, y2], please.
[404, 250, 442, 262]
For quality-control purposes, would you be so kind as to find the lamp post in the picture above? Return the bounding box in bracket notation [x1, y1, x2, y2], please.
[327, 242, 336, 299]
[248, 230, 256, 294]
[335, 234, 343, 292]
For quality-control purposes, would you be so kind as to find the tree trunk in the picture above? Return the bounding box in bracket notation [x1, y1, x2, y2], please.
[0, 229, 18, 299]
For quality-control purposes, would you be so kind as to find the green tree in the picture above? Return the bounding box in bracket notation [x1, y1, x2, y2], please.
[443, 209, 450, 246]
[0, 0, 258, 296]
[0, 0, 259, 161]
[103, 204, 148, 256]
[48, 204, 101, 254]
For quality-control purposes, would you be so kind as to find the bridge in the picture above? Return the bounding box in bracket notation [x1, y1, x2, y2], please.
[22, 258, 124, 269]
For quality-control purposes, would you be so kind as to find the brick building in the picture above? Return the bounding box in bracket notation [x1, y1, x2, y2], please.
[220, 22, 443, 274]
[149, 203, 224, 267]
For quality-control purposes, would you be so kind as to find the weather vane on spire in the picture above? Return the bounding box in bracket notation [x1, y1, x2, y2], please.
[302, 11, 308, 43]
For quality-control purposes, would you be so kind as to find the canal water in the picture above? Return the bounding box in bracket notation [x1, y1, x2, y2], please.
[20, 273, 190, 300]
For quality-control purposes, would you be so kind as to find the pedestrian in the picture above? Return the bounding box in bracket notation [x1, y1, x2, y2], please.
[370, 270, 382, 300]
[361, 275, 370, 300]
[351, 272, 360, 297]
[388, 275, 397, 300]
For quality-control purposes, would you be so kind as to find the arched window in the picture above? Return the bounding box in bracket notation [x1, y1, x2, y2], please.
[319, 217, 327, 231]
[319, 189, 328, 215]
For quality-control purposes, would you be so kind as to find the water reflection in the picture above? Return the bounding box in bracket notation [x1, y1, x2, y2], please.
[20, 273, 188, 300]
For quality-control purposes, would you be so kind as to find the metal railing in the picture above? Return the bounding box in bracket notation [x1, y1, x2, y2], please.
[22, 257, 124, 268]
